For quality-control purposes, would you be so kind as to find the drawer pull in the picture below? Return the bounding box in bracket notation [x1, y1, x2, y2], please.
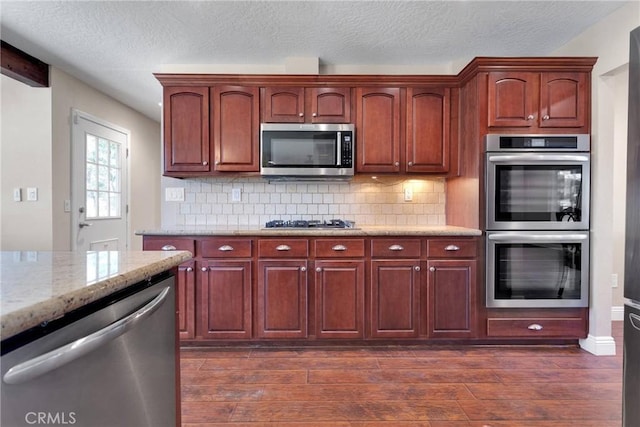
[429, 266, 435, 272]
[444, 245, 460, 251]
[218, 245, 234, 252]
[415, 266, 421, 272]
[527, 324, 543, 331]
[300, 266, 307, 272]
[332, 244, 347, 251]
[161, 245, 177, 251]
[186, 267, 193, 272]
[201, 267, 207, 272]
[276, 245, 291, 251]
[388, 244, 404, 251]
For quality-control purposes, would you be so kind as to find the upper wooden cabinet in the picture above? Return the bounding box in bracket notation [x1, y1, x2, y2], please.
[212, 85, 259, 172]
[356, 87, 455, 174]
[487, 71, 589, 131]
[163, 87, 210, 174]
[262, 86, 351, 123]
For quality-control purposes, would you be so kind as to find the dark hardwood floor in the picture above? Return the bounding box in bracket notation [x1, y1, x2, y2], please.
[180, 322, 624, 426]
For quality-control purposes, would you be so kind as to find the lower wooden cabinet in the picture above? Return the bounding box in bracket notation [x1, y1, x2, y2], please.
[314, 260, 365, 339]
[256, 260, 308, 339]
[177, 260, 196, 339]
[197, 260, 252, 339]
[370, 260, 421, 338]
[427, 259, 476, 338]
[485, 308, 588, 339]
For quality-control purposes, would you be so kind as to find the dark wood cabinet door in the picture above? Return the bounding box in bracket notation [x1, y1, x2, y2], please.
[198, 260, 252, 339]
[487, 72, 538, 128]
[163, 87, 210, 173]
[212, 86, 259, 172]
[262, 86, 305, 122]
[539, 72, 587, 128]
[427, 259, 476, 338]
[257, 260, 308, 338]
[406, 87, 450, 173]
[356, 87, 401, 173]
[310, 87, 351, 123]
[177, 260, 196, 340]
[314, 260, 365, 339]
[370, 260, 421, 338]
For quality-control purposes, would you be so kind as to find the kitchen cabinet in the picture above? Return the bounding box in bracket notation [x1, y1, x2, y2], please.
[355, 87, 402, 173]
[176, 260, 196, 339]
[426, 239, 478, 339]
[313, 238, 366, 339]
[485, 308, 588, 338]
[212, 85, 259, 172]
[197, 259, 252, 339]
[369, 239, 422, 338]
[163, 86, 210, 174]
[256, 239, 309, 339]
[262, 86, 351, 123]
[356, 87, 455, 174]
[487, 71, 588, 131]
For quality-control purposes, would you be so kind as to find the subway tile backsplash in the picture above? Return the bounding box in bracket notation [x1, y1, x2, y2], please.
[164, 176, 445, 227]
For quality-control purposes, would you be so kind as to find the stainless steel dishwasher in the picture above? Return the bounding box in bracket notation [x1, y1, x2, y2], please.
[1, 274, 177, 427]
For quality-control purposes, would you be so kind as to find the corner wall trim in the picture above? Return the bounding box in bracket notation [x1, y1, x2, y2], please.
[612, 305, 625, 321]
[579, 334, 617, 356]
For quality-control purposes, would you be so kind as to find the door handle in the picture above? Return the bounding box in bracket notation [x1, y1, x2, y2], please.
[3, 287, 171, 385]
[79, 222, 93, 228]
[630, 313, 640, 331]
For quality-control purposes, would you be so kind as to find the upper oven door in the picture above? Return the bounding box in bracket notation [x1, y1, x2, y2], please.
[486, 152, 590, 230]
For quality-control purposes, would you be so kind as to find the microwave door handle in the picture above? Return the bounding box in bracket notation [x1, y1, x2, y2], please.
[487, 154, 589, 163]
[336, 132, 342, 166]
[488, 233, 589, 242]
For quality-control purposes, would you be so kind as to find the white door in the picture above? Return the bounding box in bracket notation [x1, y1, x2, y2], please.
[71, 110, 129, 251]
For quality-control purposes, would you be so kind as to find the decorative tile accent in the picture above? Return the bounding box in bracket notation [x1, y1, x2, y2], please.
[168, 176, 446, 227]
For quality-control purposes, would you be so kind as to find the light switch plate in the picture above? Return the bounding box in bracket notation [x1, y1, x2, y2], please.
[13, 188, 22, 202]
[26, 187, 38, 201]
[403, 187, 413, 202]
[231, 188, 242, 202]
[165, 187, 185, 202]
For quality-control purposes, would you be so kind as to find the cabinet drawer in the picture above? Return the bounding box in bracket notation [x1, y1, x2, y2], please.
[143, 237, 195, 254]
[258, 239, 309, 258]
[200, 238, 253, 258]
[315, 239, 365, 258]
[371, 239, 421, 258]
[427, 239, 477, 258]
[487, 317, 587, 338]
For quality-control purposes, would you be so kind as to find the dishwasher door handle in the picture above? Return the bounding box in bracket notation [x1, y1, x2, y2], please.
[3, 286, 171, 385]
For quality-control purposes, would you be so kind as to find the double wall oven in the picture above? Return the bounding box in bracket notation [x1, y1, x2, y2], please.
[485, 134, 590, 308]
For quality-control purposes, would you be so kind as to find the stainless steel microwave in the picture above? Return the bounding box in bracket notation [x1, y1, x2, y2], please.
[260, 123, 354, 179]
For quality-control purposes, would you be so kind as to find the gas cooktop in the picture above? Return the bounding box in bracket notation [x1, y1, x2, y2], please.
[264, 219, 356, 229]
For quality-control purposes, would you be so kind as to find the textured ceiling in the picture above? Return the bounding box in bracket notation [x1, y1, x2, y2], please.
[0, 1, 630, 122]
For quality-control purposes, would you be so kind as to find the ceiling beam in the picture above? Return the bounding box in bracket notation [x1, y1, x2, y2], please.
[1, 41, 49, 87]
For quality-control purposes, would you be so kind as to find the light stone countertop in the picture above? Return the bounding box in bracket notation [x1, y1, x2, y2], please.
[0, 250, 192, 340]
[136, 225, 482, 237]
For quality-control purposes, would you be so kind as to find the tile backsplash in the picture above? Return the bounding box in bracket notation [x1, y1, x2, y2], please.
[162, 176, 445, 228]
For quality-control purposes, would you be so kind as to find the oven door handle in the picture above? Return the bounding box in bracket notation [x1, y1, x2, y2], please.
[488, 234, 588, 242]
[487, 154, 590, 163]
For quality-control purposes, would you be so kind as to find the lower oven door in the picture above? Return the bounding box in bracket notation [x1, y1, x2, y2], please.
[486, 231, 589, 308]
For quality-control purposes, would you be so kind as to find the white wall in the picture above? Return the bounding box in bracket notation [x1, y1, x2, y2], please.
[0, 75, 53, 250]
[552, 1, 640, 354]
[50, 68, 161, 251]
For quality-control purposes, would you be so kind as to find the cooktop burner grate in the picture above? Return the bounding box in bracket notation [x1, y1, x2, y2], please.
[264, 219, 356, 229]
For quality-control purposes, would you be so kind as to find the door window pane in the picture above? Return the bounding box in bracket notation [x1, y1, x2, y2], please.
[86, 132, 122, 219]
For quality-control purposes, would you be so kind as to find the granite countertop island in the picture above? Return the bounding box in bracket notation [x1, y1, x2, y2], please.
[0, 250, 192, 340]
[136, 224, 482, 237]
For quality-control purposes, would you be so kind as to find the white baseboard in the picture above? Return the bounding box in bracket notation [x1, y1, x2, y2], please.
[579, 334, 617, 355]
[612, 305, 625, 321]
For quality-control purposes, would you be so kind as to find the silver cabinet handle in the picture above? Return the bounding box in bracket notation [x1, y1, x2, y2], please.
[527, 324, 543, 331]
[3, 287, 171, 385]
[408, 161, 413, 166]
[186, 267, 193, 272]
[161, 245, 177, 251]
[201, 267, 207, 272]
[79, 222, 93, 228]
[332, 245, 347, 251]
[300, 266, 307, 272]
[429, 266, 436, 272]
[298, 113, 304, 117]
[389, 244, 404, 251]
[527, 114, 535, 120]
[394, 161, 399, 167]
[276, 245, 291, 251]
[444, 245, 460, 251]
[316, 267, 322, 272]
[218, 245, 234, 252]
[203, 161, 208, 166]
[542, 115, 550, 120]
[414, 266, 421, 272]
[312, 112, 317, 117]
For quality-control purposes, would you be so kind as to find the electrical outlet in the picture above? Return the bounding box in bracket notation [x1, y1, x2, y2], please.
[165, 187, 185, 202]
[404, 187, 413, 202]
[26, 187, 38, 201]
[612, 273, 619, 288]
[64, 200, 71, 212]
[232, 188, 242, 202]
